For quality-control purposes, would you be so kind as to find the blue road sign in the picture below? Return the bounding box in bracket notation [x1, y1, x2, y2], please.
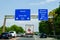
[38, 9, 48, 21]
[15, 9, 30, 21]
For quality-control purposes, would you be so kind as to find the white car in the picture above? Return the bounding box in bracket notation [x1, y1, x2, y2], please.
[9, 31, 16, 38]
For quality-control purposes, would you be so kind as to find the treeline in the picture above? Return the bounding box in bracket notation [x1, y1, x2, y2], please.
[39, 7, 60, 35]
[0, 25, 25, 34]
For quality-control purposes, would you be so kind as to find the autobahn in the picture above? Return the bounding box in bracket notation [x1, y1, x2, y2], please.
[0, 35, 58, 40]
[16, 35, 57, 40]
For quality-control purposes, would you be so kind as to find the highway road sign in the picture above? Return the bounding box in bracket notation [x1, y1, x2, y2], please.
[15, 9, 30, 21]
[38, 9, 48, 21]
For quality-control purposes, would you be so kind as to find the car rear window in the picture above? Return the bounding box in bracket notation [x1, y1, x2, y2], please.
[9, 32, 14, 33]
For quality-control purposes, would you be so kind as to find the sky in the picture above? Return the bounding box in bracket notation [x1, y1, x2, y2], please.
[0, 0, 60, 32]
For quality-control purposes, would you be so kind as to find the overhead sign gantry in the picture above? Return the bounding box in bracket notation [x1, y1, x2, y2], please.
[2, 9, 48, 32]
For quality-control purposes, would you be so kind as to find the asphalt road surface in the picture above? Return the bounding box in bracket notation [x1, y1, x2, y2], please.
[0, 35, 58, 40]
[17, 35, 57, 40]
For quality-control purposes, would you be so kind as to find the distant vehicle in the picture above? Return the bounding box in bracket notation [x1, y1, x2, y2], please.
[17, 33, 25, 37]
[0, 32, 12, 39]
[35, 33, 40, 35]
[25, 33, 33, 37]
[25, 24, 34, 37]
[20, 34, 24, 37]
[9, 31, 16, 38]
[20, 33, 25, 37]
[40, 33, 47, 38]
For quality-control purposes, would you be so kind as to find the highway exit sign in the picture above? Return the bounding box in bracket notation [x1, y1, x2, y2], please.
[38, 9, 48, 21]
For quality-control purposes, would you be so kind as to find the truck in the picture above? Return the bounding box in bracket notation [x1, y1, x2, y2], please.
[25, 24, 34, 37]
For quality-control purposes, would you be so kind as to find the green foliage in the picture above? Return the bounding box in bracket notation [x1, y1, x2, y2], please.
[0, 27, 2, 34]
[39, 7, 60, 35]
[39, 21, 49, 34]
[54, 15, 60, 35]
[0, 24, 25, 34]
[55, 7, 60, 15]
[10, 25, 25, 33]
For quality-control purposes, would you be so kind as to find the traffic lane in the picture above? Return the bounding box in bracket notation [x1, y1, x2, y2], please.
[34, 35, 58, 40]
[17, 35, 47, 40]
[0, 38, 15, 40]
[11, 37, 20, 40]
[0, 35, 34, 40]
[15, 37, 56, 40]
[2, 35, 57, 40]
[17, 37, 35, 40]
[0, 37, 19, 40]
[10, 38, 16, 40]
[14, 37, 57, 40]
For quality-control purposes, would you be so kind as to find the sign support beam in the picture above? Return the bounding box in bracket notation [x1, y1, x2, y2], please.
[2, 15, 38, 32]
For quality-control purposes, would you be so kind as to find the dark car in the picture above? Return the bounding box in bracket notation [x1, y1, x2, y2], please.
[0, 32, 12, 39]
[20, 34, 25, 37]
[40, 33, 47, 38]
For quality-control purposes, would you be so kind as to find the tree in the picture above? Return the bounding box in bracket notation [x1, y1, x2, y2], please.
[55, 7, 60, 16]
[39, 7, 60, 35]
[39, 21, 49, 34]
[18, 27, 25, 33]
[5, 27, 11, 32]
[49, 7, 60, 35]
[0, 25, 25, 34]
[0, 26, 2, 34]
[10, 25, 25, 33]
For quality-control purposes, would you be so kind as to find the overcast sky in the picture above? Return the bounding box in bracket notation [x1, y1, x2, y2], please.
[0, 0, 60, 32]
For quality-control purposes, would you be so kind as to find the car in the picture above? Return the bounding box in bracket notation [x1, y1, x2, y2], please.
[17, 33, 25, 37]
[40, 33, 47, 38]
[20, 33, 25, 37]
[0, 32, 12, 39]
[9, 31, 16, 38]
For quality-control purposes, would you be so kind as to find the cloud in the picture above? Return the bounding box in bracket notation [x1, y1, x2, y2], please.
[29, 0, 56, 5]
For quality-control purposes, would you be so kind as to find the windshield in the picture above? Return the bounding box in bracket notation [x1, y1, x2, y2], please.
[9, 32, 14, 33]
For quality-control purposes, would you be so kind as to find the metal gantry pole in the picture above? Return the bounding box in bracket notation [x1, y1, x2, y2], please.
[2, 15, 14, 32]
[2, 16, 6, 32]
